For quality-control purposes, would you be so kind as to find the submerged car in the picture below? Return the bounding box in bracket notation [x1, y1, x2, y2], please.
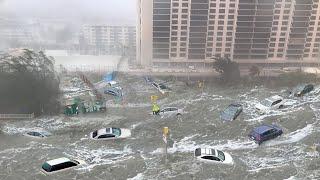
[151, 82, 170, 94]
[220, 103, 243, 121]
[90, 127, 131, 140]
[24, 131, 51, 138]
[255, 95, 284, 114]
[291, 84, 314, 97]
[144, 76, 154, 84]
[194, 148, 233, 165]
[41, 157, 85, 175]
[104, 87, 122, 97]
[159, 107, 183, 116]
[248, 124, 283, 145]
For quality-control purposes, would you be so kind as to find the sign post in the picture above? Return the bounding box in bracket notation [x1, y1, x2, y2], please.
[163, 127, 169, 161]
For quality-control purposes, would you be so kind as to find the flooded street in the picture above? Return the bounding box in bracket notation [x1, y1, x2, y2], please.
[1, 74, 320, 180]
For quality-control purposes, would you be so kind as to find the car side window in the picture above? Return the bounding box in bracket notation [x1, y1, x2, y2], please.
[201, 156, 220, 161]
[34, 132, 41, 136]
[272, 100, 282, 106]
[98, 134, 115, 139]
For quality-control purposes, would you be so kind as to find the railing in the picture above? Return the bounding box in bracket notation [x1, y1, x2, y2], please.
[0, 113, 34, 119]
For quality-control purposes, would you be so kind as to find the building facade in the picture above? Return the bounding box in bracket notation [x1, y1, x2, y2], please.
[137, 0, 320, 69]
[81, 25, 136, 60]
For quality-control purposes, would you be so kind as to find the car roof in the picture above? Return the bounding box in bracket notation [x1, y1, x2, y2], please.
[46, 157, 71, 166]
[253, 125, 273, 134]
[97, 128, 111, 135]
[200, 148, 216, 156]
[267, 95, 283, 102]
[108, 81, 117, 85]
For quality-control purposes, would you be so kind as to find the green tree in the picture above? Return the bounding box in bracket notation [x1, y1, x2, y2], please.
[0, 49, 60, 115]
[212, 56, 240, 82]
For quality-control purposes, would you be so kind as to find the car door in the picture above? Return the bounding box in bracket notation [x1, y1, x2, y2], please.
[201, 156, 220, 163]
[264, 129, 276, 141]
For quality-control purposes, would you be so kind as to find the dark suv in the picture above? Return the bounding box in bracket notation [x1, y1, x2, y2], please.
[248, 124, 283, 145]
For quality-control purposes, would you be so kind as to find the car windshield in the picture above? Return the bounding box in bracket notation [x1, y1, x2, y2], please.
[42, 162, 52, 172]
[112, 128, 121, 136]
[261, 99, 273, 107]
[217, 150, 225, 161]
[159, 84, 167, 89]
[92, 130, 98, 138]
[224, 106, 238, 115]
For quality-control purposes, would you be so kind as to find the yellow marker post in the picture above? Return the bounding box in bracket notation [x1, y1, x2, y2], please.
[151, 95, 158, 103]
[163, 127, 169, 161]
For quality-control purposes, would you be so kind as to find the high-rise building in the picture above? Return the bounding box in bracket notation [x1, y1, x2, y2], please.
[81, 25, 136, 60]
[137, 0, 320, 69]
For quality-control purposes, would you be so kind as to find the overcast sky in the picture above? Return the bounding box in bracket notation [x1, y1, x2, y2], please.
[0, 0, 136, 25]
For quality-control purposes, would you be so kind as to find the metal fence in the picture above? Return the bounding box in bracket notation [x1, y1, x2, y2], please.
[0, 113, 34, 119]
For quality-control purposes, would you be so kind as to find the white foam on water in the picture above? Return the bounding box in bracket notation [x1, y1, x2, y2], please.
[127, 173, 144, 180]
[265, 124, 313, 146]
[65, 145, 134, 171]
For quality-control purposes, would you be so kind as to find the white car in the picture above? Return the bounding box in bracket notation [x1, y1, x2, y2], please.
[255, 95, 284, 114]
[159, 107, 183, 117]
[151, 82, 170, 94]
[90, 127, 131, 140]
[24, 131, 51, 138]
[107, 81, 122, 90]
[194, 148, 233, 165]
[41, 157, 86, 175]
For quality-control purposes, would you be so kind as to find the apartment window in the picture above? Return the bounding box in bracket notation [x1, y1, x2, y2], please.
[207, 48, 212, 52]
[181, 31, 187, 36]
[284, 10, 290, 14]
[273, 22, 278, 25]
[270, 43, 275, 47]
[182, 20, 188, 24]
[227, 26, 232, 30]
[172, 15, 178, 19]
[181, 26, 187, 30]
[272, 27, 277, 31]
[217, 32, 223, 36]
[282, 21, 288, 25]
[180, 37, 187, 41]
[172, 26, 178, 30]
[217, 37, 222, 41]
[274, 16, 279, 20]
[220, 4, 225, 8]
[279, 38, 285, 41]
[173, 9, 178, 13]
[228, 21, 233, 25]
[171, 53, 177, 57]
[218, 21, 224, 25]
[281, 27, 287, 31]
[277, 54, 283, 58]
[225, 48, 230, 52]
[209, 21, 215, 25]
[180, 42, 186, 46]
[180, 53, 186, 57]
[270, 38, 276, 41]
[182, 9, 188, 13]
[216, 47, 222, 51]
[304, 49, 310, 52]
[172, 32, 177, 36]
[275, 4, 281, 8]
[278, 49, 284, 52]
[171, 37, 177, 41]
[283, 16, 289, 20]
[182, 3, 188, 7]
[210, 9, 216, 13]
[226, 43, 231, 46]
[208, 26, 214, 30]
[182, 15, 188, 19]
[172, 20, 178, 24]
[279, 43, 284, 47]
[207, 37, 214, 41]
[172, 42, 177, 46]
[285, 4, 291, 8]
[226, 37, 232, 41]
[227, 32, 232, 36]
[228, 15, 234, 19]
[180, 48, 186, 52]
[210, 3, 216, 7]
[311, 16, 316, 20]
[310, 22, 315, 26]
[207, 42, 213, 46]
[269, 48, 274, 52]
[219, 9, 225, 13]
[171, 48, 177, 52]
[218, 26, 224, 30]
[309, 27, 314, 31]
[173, 3, 179, 7]
[230, 3, 235, 7]
[229, 9, 234, 14]
[275, 10, 280, 14]
[308, 33, 313, 36]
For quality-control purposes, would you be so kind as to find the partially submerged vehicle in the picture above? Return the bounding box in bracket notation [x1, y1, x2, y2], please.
[248, 124, 283, 145]
[159, 107, 183, 116]
[143, 76, 153, 84]
[194, 148, 233, 165]
[24, 131, 51, 138]
[107, 81, 122, 90]
[104, 87, 122, 97]
[290, 84, 314, 97]
[41, 157, 85, 175]
[151, 82, 170, 94]
[90, 127, 131, 140]
[255, 95, 284, 114]
[220, 103, 243, 121]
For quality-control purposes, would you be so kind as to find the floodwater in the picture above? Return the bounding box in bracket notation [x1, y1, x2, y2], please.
[1, 74, 320, 180]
